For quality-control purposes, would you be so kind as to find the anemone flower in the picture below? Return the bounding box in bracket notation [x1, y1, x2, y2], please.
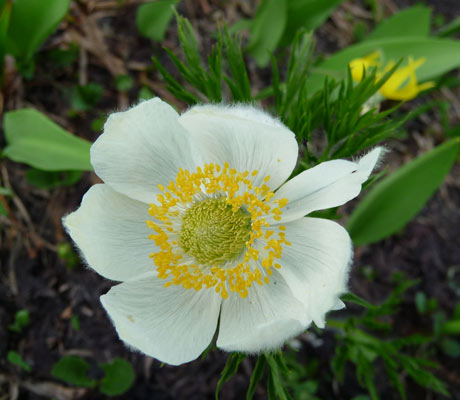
[63, 98, 382, 365]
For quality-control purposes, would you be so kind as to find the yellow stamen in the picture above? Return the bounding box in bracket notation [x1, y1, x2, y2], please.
[145, 163, 290, 299]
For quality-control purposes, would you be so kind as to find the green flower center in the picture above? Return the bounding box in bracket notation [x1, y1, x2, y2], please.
[179, 197, 252, 266]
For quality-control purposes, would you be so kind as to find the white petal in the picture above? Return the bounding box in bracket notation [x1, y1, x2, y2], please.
[331, 299, 346, 311]
[178, 104, 298, 190]
[91, 98, 203, 204]
[271, 147, 383, 223]
[63, 184, 155, 282]
[276, 217, 352, 328]
[100, 273, 221, 365]
[217, 270, 307, 353]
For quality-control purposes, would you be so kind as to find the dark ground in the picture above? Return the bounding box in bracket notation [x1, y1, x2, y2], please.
[1, 0, 460, 399]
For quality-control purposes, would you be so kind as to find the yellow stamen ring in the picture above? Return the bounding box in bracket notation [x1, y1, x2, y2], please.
[146, 163, 290, 299]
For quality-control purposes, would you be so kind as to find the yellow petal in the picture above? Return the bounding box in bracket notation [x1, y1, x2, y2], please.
[417, 81, 436, 91]
[349, 51, 381, 82]
[379, 57, 430, 101]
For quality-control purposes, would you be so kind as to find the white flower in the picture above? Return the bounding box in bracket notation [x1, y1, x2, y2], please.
[63, 98, 382, 365]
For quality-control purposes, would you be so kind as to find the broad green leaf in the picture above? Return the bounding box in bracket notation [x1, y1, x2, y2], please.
[99, 358, 135, 396]
[308, 37, 460, 95]
[3, 109, 92, 171]
[6, 0, 70, 63]
[366, 5, 431, 41]
[8, 351, 31, 372]
[280, 0, 343, 47]
[136, 0, 179, 41]
[347, 139, 460, 245]
[246, 0, 287, 67]
[26, 169, 82, 189]
[51, 356, 96, 387]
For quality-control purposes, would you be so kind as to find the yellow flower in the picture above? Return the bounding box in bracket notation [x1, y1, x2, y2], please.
[349, 51, 435, 101]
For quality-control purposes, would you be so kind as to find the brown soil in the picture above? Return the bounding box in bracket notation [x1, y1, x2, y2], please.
[1, 1, 460, 399]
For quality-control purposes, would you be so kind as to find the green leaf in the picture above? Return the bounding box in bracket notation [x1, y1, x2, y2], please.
[441, 320, 460, 335]
[71, 315, 80, 332]
[0, 202, 7, 216]
[246, 355, 267, 400]
[0, 186, 12, 196]
[280, 0, 343, 47]
[70, 83, 103, 111]
[347, 139, 460, 245]
[47, 43, 79, 67]
[0, 185, 10, 216]
[227, 18, 251, 35]
[26, 169, 82, 189]
[115, 74, 134, 92]
[57, 242, 79, 270]
[441, 338, 460, 357]
[341, 292, 376, 310]
[216, 353, 246, 400]
[6, 0, 70, 66]
[383, 359, 406, 400]
[99, 358, 135, 396]
[51, 356, 96, 388]
[91, 116, 106, 133]
[437, 16, 460, 37]
[220, 26, 252, 102]
[366, 5, 431, 41]
[246, 0, 287, 67]
[307, 37, 460, 95]
[8, 351, 31, 372]
[9, 309, 30, 333]
[136, 0, 179, 41]
[3, 109, 92, 171]
[138, 86, 154, 101]
[0, 0, 12, 84]
[398, 355, 449, 396]
[415, 292, 427, 314]
[454, 303, 460, 320]
[266, 355, 292, 400]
